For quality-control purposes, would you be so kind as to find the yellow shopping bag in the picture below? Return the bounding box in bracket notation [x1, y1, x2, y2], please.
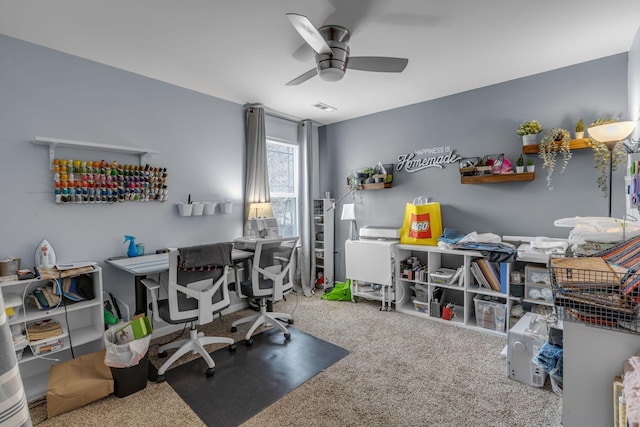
[400, 196, 443, 246]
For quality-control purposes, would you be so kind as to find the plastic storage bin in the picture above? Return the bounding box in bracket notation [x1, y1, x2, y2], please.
[412, 299, 429, 314]
[474, 295, 507, 332]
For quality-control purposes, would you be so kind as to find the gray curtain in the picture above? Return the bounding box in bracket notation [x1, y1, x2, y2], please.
[298, 120, 314, 296]
[244, 106, 270, 224]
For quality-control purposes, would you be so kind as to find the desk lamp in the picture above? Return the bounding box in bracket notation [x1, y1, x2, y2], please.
[247, 202, 273, 237]
[341, 203, 358, 240]
[587, 120, 637, 217]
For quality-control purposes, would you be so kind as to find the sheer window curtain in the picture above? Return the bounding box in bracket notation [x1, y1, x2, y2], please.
[245, 106, 270, 228]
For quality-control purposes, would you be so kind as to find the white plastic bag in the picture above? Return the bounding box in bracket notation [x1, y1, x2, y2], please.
[103, 324, 151, 368]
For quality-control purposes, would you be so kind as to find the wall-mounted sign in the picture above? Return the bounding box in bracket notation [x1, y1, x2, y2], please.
[396, 146, 461, 173]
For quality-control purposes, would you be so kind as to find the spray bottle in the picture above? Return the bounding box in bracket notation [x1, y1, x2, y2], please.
[123, 235, 138, 257]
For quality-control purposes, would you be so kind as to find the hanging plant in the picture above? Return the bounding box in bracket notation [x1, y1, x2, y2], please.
[538, 128, 572, 190]
[586, 119, 626, 198]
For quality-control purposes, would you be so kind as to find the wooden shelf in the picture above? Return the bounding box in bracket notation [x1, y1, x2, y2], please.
[522, 138, 591, 154]
[460, 172, 534, 184]
[347, 182, 392, 190]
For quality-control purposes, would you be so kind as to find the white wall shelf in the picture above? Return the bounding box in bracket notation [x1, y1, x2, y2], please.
[33, 136, 159, 169]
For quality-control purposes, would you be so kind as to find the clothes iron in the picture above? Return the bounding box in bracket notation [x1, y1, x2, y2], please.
[34, 238, 57, 268]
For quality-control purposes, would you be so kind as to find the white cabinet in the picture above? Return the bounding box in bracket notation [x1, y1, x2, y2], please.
[313, 199, 334, 291]
[0, 267, 104, 401]
[345, 239, 398, 311]
[395, 244, 520, 336]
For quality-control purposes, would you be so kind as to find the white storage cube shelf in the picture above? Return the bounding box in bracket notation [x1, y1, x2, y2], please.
[0, 267, 104, 401]
[395, 244, 519, 336]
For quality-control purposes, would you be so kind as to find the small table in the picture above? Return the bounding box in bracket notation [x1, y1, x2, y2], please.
[106, 249, 254, 315]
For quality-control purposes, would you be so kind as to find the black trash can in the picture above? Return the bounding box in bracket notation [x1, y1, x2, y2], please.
[110, 351, 149, 398]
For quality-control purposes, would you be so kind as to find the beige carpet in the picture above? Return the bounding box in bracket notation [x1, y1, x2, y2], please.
[29, 292, 562, 426]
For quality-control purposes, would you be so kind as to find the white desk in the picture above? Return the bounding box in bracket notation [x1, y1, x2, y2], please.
[106, 249, 254, 314]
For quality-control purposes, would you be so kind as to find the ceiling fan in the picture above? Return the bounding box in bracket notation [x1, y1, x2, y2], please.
[285, 13, 409, 86]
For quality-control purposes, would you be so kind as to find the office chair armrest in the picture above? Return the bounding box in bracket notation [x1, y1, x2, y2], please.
[141, 277, 161, 324]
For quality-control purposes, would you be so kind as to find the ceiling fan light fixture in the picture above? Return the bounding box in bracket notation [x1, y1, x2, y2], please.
[319, 67, 345, 82]
[313, 102, 337, 112]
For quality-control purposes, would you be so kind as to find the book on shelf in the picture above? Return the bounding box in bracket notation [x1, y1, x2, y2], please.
[470, 261, 490, 289]
[499, 262, 511, 294]
[476, 259, 501, 292]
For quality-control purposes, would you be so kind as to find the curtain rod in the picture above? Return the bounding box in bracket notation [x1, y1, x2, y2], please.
[244, 103, 319, 126]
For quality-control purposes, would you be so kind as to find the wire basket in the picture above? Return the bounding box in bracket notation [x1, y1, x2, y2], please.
[550, 257, 640, 334]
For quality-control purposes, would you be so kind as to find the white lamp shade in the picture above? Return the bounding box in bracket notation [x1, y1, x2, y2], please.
[341, 203, 356, 221]
[247, 202, 273, 219]
[587, 121, 636, 148]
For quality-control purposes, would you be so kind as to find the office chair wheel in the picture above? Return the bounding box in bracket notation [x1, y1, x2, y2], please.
[158, 351, 168, 359]
[206, 367, 215, 377]
[229, 343, 237, 352]
[284, 332, 291, 341]
[231, 326, 238, 333]
[156, 374, 165, 383]
[244, 338, 253, 346]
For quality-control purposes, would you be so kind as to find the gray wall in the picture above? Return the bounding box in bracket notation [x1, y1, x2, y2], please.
[0, 34, 245, 312]
[321, 54, 629, 280]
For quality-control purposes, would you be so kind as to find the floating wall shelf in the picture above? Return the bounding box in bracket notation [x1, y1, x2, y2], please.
[521, 138, 591, 155]
[346, 182, 392, 190]
[460, 172, 535, 184]
[33, 137, 159, 169]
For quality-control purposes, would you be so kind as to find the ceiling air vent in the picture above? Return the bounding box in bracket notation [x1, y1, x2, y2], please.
[312, 102, 337, 112]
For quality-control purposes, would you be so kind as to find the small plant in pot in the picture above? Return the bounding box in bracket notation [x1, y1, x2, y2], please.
[516, 154, 525, 173]
[538, 128, 571, 190]
[526, 159, 535, 172]
[575, 118, 584, 139]
[517, 120, 543, 145]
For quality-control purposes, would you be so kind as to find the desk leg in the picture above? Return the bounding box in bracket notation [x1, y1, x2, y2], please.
[134, 275, 147, 315]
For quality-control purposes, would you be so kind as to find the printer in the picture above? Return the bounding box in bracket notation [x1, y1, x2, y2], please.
[358, 225, 401, 241]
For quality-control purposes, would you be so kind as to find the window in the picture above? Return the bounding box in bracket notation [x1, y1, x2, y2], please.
[266, 139, 298, 237]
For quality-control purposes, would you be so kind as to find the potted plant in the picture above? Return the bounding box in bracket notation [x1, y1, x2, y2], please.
[538, 128, 571, 189]
[586, 119, 626, 197]
[515, 154, 525, 173]
[575, 119, 584, 139]
[526, 159, 535, 173]
[517, 120, 543, 146]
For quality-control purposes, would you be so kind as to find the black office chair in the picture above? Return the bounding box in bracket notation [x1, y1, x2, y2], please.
[142, 242, 236, 382]
[230, 237, 298, 345]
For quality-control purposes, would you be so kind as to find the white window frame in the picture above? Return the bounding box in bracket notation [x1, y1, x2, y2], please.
[266, 137, 299, 237]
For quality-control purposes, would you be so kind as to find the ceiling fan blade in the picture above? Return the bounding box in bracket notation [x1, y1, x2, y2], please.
[286, 68, 318, 86]
[286, 13, 332, 55]
[347, 57, 408, 73]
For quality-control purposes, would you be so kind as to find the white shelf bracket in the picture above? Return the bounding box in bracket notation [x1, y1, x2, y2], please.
[48, 143, 57, 170]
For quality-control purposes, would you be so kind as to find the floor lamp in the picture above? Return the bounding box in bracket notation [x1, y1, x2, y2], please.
[587, 120, 637, 217]
[341, 203, 358, 240]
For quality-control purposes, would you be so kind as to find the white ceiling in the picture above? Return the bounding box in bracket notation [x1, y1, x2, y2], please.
[1, 0, 640, 125]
